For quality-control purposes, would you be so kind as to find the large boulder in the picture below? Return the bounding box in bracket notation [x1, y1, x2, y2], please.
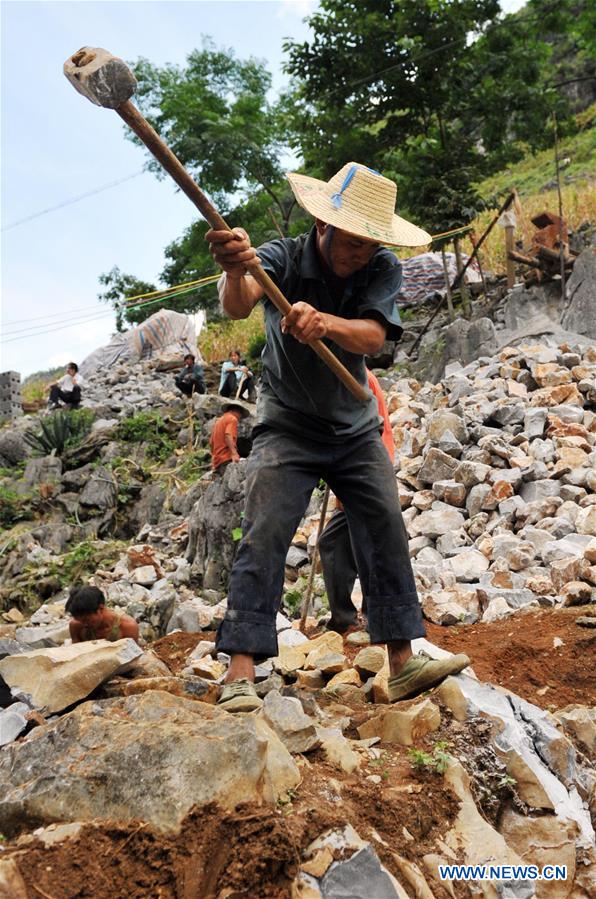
[0, 429, 29, 467]
[0, 639, 142, 713]
[0, 691, 300, 835]
[560, 247, 596, 339]
[440, 317, 498, 372]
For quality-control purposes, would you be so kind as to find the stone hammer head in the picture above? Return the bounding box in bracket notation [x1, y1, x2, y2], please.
[64, 47, 137, 109]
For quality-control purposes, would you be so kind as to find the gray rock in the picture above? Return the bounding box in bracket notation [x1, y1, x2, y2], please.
[261, 690, 320, 753]
[79, 466, 117, 509]
[427, 410, 468, 446]
[186, 460, 246, 591]
[23, 456, 62, 486]
[524, 408, 547, 439]
[410, 507, 466, 539]
[560, 247, 596, 339]
[504, 282, 562, 332]
[454, 459, 491, 487]
[477, 586, 537, 610]
[0, 703, 30, 746]
[0, 430, 29, 466]
[519, 480, 561, 503]
[286, 545, 309, 569]
[321, 843, 401, 898]
[440, 317, 498, 373]
[417, 448, 458, 484]
[0, 691, 300, 835]
[0, 639, 25, 661]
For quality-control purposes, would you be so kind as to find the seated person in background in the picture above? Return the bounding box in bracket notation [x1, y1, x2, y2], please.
[48, 362, 84, 410]
[175, 353, 206, 397]
[66, 586, 140, 644]
[210, 401, 250, 476]
[219, 349, 256, 402]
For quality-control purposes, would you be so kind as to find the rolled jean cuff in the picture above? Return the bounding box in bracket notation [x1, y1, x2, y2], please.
[367, 594, 426, 644]
[215, 609, 278, 659]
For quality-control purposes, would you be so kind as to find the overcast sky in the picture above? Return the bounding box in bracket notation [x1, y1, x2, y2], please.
[1, 0, 525, 378]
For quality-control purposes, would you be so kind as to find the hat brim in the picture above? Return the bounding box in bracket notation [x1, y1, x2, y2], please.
[287, 171, 431, 248]
[222, 401, 253, 419]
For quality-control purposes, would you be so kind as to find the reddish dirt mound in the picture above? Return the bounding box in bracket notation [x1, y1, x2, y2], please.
[8, 750, 459, 899]
[426, 605, 596, 710]
[151, 631, 216, 675]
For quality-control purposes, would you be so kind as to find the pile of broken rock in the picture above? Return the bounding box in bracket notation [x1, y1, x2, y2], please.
[386, 341, 596, 626]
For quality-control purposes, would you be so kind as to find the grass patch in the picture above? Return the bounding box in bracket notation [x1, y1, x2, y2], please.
[201, 306, 265, 363]
[117, 411, 176, 462]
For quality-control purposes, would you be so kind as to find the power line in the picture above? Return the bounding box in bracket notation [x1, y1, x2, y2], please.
[1, 278, 219, 345]
[3, 275, 219, 327]
[1, 170, 146, 232]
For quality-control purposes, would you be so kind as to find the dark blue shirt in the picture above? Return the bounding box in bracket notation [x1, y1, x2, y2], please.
[255, 227, 403, 443]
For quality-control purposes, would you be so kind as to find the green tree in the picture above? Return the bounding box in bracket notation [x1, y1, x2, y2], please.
[283, 0, 576, 232]
[129, 39, 298, 233]
[98, 267, 156, 331]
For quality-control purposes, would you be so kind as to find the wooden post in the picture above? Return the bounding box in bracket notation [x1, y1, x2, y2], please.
[453, 236, 471, 319]
[440, 245, 455, 322]
[505, 225, 516, 289]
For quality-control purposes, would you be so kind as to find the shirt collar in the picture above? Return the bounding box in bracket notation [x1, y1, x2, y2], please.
[299, 226, 324, 280]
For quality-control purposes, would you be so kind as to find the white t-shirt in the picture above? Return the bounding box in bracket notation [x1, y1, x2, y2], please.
[58, 373, 85, 391]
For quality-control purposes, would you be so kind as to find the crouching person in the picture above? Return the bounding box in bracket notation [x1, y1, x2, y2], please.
[175, 353, 206, 397]
[66, 586, 140, 644]
[48, 362, 84, 410]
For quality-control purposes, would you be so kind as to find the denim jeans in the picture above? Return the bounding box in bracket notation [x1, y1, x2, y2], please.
[215, 425, 425, 658]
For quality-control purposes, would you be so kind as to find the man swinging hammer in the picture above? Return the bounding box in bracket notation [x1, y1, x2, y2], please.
[207, 163, 470, 712]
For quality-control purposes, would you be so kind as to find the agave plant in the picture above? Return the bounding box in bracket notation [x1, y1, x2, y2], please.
[23, 409, 93, 457]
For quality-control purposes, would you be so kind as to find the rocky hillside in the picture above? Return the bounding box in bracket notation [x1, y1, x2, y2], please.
[0, 254, 595, 897]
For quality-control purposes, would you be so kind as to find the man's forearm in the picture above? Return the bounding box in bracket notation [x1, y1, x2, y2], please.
[218, 273, 264, 319]
[322, 315, 387, 355]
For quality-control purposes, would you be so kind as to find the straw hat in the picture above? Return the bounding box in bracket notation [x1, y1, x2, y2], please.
[222, 400, 253, 419]
[286, 162, 431, 248]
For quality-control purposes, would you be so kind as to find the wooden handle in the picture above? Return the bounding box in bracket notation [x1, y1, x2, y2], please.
[117, 100, 369, 403]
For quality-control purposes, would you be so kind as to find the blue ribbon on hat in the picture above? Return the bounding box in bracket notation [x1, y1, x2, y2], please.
[330, 164, 380, 209]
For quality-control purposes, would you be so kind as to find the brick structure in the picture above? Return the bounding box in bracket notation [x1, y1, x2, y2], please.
[0, 371, 22, 422]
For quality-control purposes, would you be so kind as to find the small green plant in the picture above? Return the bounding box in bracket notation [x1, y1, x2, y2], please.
[0, 487, 32, 527]
[231, 527, 243, 541]
[408, 741, 453, 775]
[23, 409, 93, 457]
[497, 774, 517, 789]
[283, 588, 303, 616]
[117, 412, 175, 461]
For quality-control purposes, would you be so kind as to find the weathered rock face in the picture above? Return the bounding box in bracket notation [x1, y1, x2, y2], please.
[0, 691, 300, 835]
[440, 317, 498, 373]
[560, 247, 596, 340]
[186, 460, 247, 590]
[0, 639, 142, 713]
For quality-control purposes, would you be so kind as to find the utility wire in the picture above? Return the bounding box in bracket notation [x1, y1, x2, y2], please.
[3, 274, 219, 327]
[1, 170, 146, 232]
[1, 278, 219, 344]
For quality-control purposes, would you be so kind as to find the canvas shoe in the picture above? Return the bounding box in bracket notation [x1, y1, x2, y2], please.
[217, 678, 263, 713]
[388, 651, 471, 703]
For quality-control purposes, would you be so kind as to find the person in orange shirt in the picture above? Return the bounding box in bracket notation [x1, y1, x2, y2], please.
[210, 402, 251, 475]
[319, 370, 394, 633]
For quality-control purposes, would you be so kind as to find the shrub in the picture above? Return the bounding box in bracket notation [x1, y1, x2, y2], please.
[23, 409, 93, 458]
[117, 412, 175, 461]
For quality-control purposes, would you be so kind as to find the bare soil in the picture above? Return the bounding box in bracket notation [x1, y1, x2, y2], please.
[11, 606, 591, 896]
[9, 746, 460, 899]
[425, 605, 596, 711]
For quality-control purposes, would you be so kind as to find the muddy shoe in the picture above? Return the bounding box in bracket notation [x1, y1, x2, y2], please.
[388, 651, 471, 703]
[217, 678, 263, 713]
